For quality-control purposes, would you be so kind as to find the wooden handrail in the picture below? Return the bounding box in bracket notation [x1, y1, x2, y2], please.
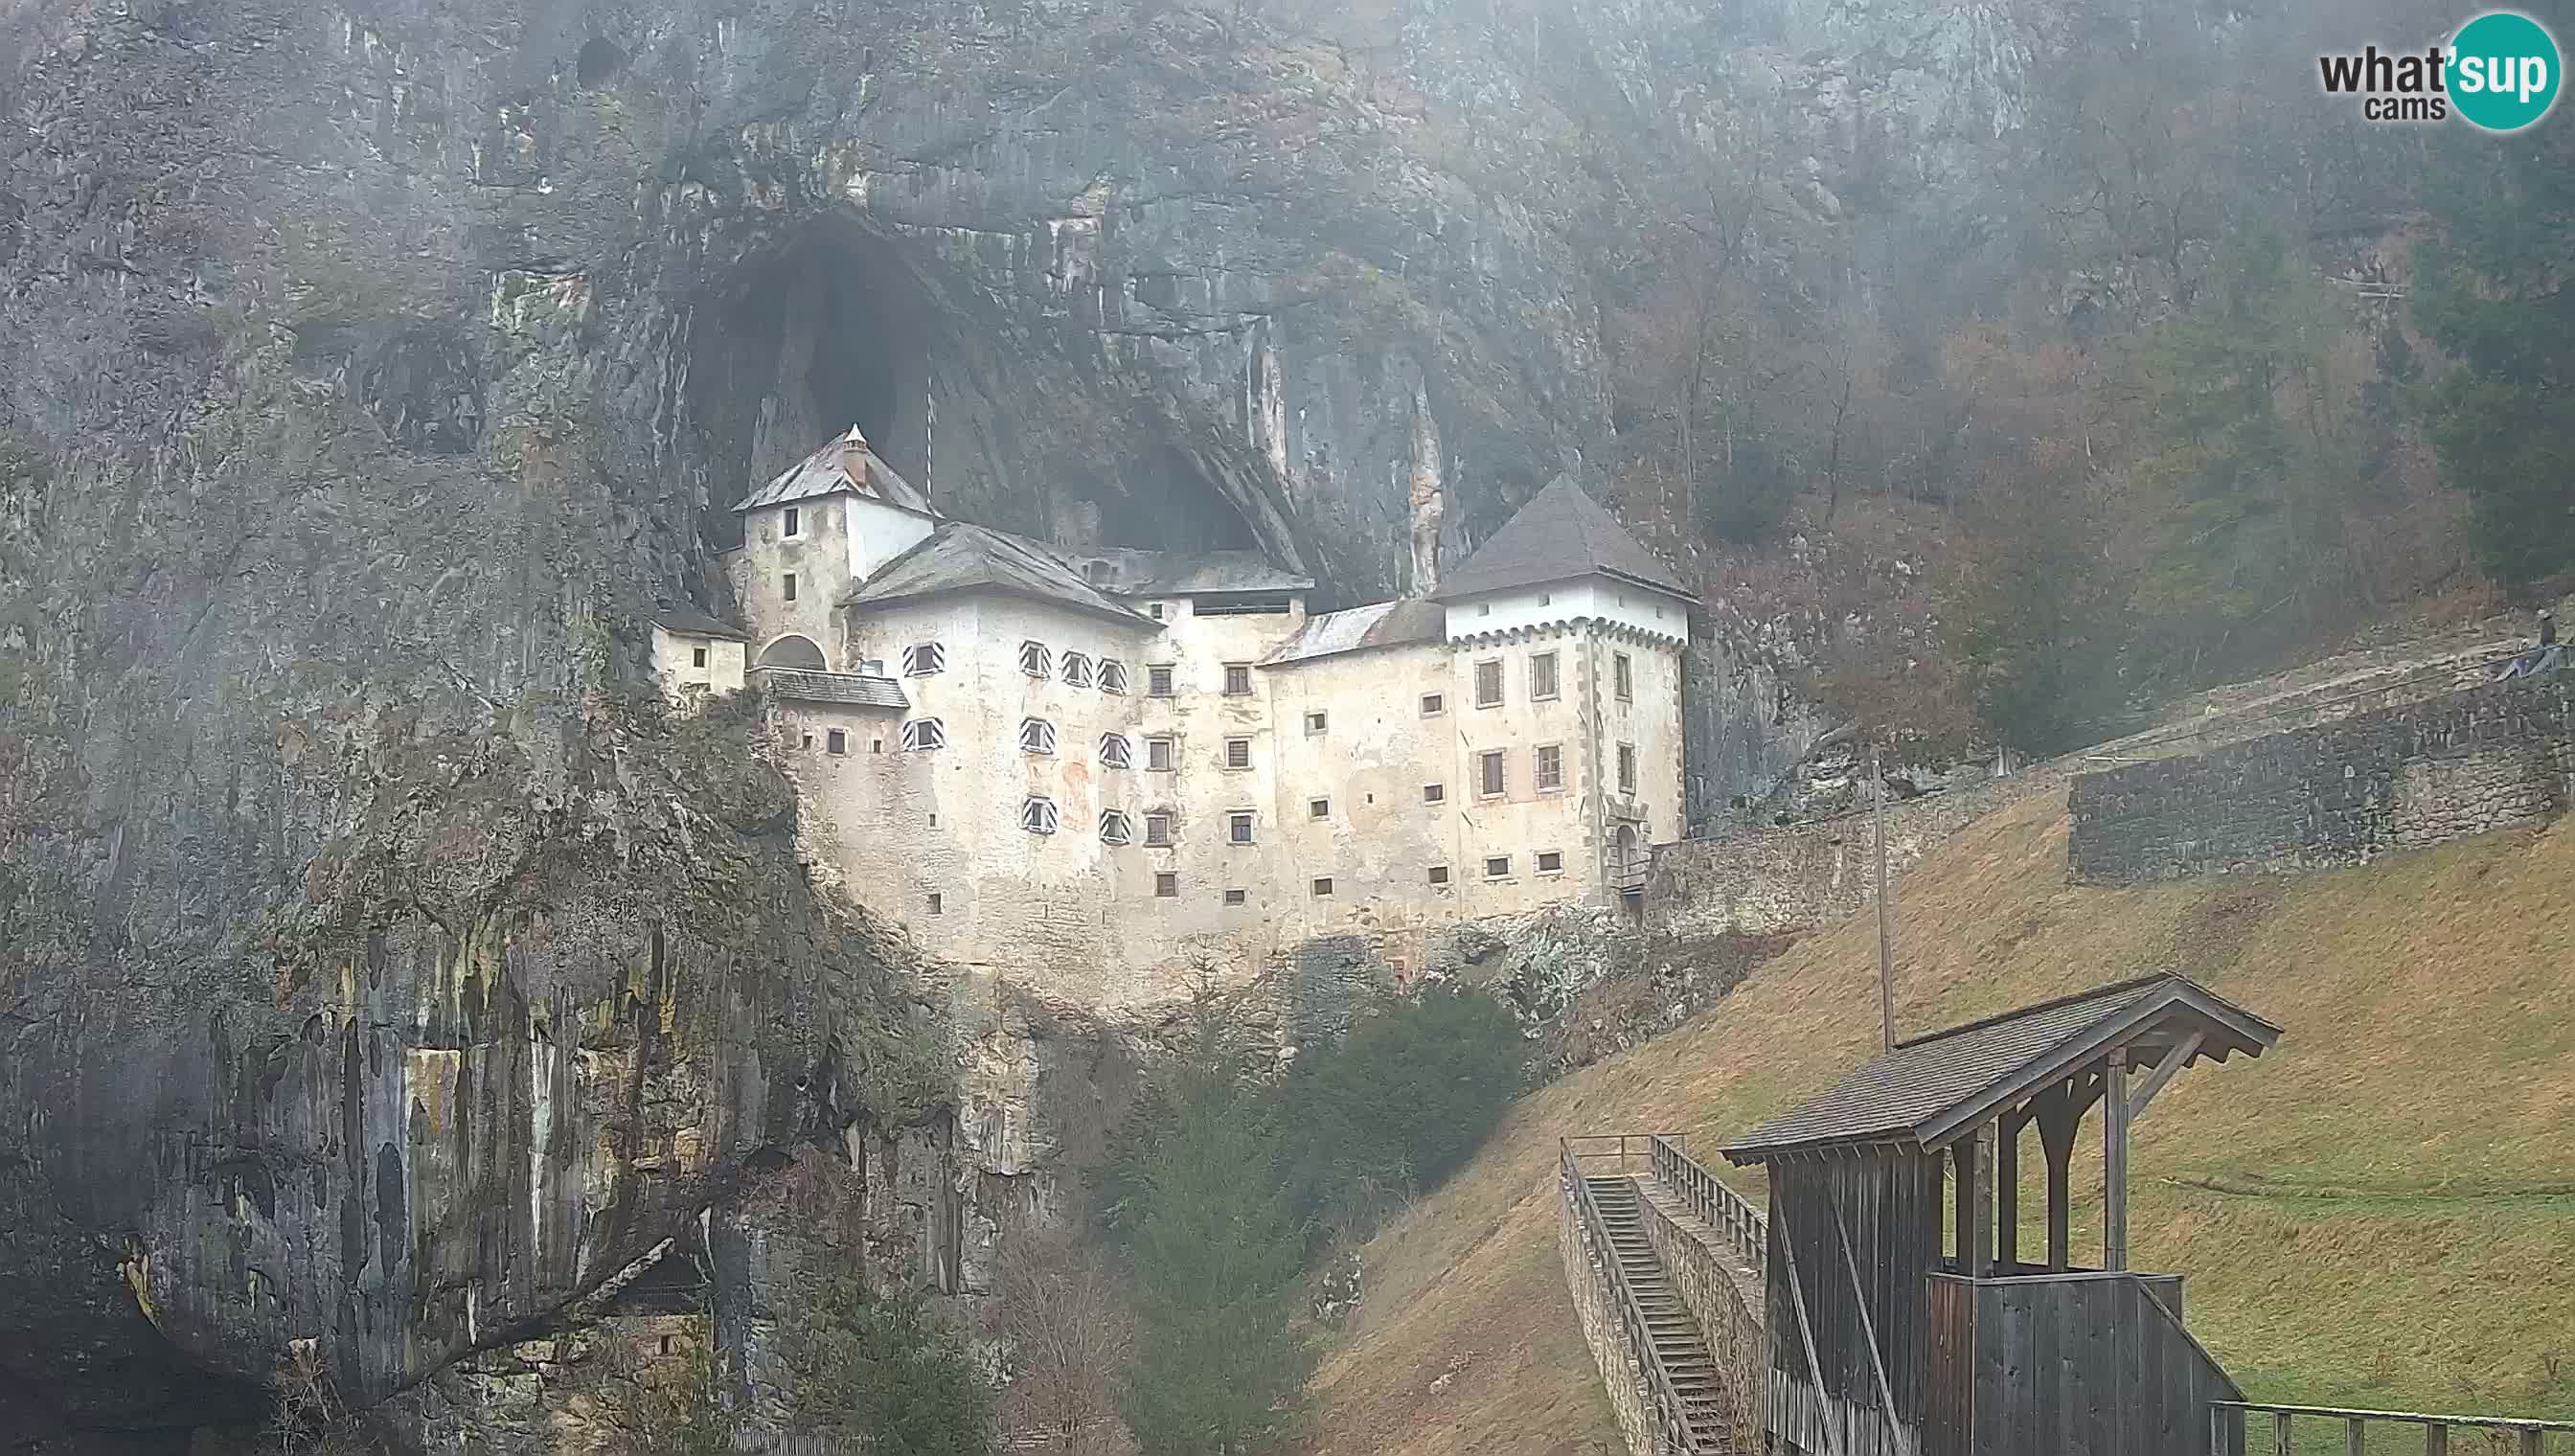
[1561, 1141, 1702, 1453]
[2213, 1400, 2573, 1456]
[1647, 1133, 1767, 1269]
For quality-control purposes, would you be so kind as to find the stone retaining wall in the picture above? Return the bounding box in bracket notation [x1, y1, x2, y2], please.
[1560, 1174, 1667, 1456]
[1634, 1182, 1763, 1447]
[2069, 674, 2573, 884]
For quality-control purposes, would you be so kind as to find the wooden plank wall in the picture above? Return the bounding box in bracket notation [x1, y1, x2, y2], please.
[1922, 1273, 2244, 1456]
[1765, 1154, 1946, 1456]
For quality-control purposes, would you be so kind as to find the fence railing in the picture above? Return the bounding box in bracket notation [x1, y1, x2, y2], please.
[1561, 1138, 1702, 1454]
[2213, 1402, 2575, 1455]
[1646, 1134, 1766, 1270]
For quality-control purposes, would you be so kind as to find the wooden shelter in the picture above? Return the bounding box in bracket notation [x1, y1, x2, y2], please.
[1720, 972, 2280, 1456]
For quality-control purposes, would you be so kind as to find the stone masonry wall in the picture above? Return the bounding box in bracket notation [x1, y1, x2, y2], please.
[2069, 674, 2574, 884]
[1560, 1177, 1665, 1456]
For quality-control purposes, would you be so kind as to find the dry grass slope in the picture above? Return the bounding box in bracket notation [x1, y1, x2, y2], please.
[1309, 790, 2575, 1454]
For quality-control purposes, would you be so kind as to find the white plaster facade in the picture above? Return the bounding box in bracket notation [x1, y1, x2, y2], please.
[650, 625, 747, 701]
[704, 438, 1695, 1012]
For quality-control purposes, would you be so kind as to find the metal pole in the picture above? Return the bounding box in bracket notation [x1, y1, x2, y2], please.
[1874, 741, 1896, 1053]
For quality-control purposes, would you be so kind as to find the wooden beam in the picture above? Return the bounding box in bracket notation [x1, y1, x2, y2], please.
[2127, 1030, 2208, 1122]
[2106, 1051, 2131, 1273]
[2036, 1081, 2081, 1271]
[1996, 1112, 2021, 1269]
[1968, 1121, 1994, 1278]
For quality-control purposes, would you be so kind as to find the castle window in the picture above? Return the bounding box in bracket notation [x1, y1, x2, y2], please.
[1020, 717, 1059, 755]
[1022, 797, 1059, 834]
[1145, 811, 1174, 846]
[1223, 663, 1253, 695]
[1478, 750, 1505, 798]
[1614, 652, 1633, 701]
[1309, 798, 1331, 820]
[784, 572, 798, 603]
[1537, 850, 1564, 875]
[1475, 659, 1503, 707]
[1427, 865, 1451, 886]
[1085, 560, 1114, 586]
[1099, 659, 1128, 694]
[927, 893, 942, 915]
[1228, 811, 1255, 845]
[901, 642, 946, 676]
[1020, 641, 1052, 677]
[1311, 877, 1333, 898]
[1539, 591, 1552, 606]
[871, 738, 883, 754]
[692, 647, 708, 668]
[1224, 888, 1247, 905]
[1149, 602, 1167, 621]
[1099, 733, 1133, 769]
[1148, 665, 1175, 697]
[826, 729, 848, 755]
[1485, 855, 1512, 879]
[1061, 651, 1093, 687]
[1154, 872, 1178, 897]
[783, 507, 801, 537]
[900, 717, 946, 751]
[1421, 692, 1445, 717]
[1146, 736, 1176, 771]
[1100, 810, 1134, 845]
[1535, 743, 1563, 793]
[1618, 742, 1638, 796]
[800, 732, 813, 749]
[1424, 783, 1446, 804]
[1531, 651, 1560, 701]
[1223, 738, 1252, 770]
[1305, 710, 1328, 735]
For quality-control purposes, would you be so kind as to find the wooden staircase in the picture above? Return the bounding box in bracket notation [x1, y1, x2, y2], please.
[1584, 1175, 1743, 1451]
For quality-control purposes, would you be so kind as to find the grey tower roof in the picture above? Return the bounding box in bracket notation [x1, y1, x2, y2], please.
[1432, 477, 1694, 604]
[732, 426, 930, 515]
[842, 522, 1157, 628]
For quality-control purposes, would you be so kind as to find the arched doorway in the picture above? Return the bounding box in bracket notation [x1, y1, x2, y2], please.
[758, 634, 827, 671]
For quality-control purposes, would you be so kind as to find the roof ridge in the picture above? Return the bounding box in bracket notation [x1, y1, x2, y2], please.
[1891, 970, 2183, 1051]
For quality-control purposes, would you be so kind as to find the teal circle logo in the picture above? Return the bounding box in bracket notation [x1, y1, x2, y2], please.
[2449, 11, 2562, 132]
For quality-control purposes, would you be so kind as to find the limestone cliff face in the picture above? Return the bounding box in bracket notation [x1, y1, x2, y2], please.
[0, 0, 2055, 1444]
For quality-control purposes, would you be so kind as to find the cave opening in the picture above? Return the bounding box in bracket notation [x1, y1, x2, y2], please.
[692, 223, 941, 551]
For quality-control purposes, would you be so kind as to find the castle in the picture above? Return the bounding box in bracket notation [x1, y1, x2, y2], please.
[653, 427, 1696, 1008]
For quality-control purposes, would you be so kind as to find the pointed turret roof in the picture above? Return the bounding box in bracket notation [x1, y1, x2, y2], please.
[1431, 476, 1694, 603]
[731, 425, 931, 515]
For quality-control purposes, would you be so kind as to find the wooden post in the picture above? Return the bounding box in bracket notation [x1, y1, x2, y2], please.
[1967, 1123, 1994, 1277]
[2038, 1081, 2079, 1271]
[2105, 1052, 2131, 1273]
[1951, 1137, 1974, 1270]
[1995, 1112, 2021, 1270]
[1873, 741, 1896, 1053]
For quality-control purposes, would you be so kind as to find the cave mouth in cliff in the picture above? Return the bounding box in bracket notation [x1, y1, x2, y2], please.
[695, 222, 942, 546]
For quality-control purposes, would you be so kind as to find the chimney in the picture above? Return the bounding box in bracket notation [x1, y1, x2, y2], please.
[838, 425, 871, 489]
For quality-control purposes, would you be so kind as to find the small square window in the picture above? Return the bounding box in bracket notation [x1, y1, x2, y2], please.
[1020, 717, 1059, 755]
[1099, 660, 1128, 694]
[1537, 851, 1564, 875]
[1475, 659, 1503, 707]
[1145, 811, 1174, 847]
[1311, 877, 1333, 898]
[928, 812, 939, 829]
[1532, 651, 1560, 700]
[1424, 783, 1446, 804]
[901, 643, 946, 676]
[1154, 872, 1178, 898]
[1224, 888, 1248, 905]
[1146, 737, 1176, 771]
[870, 738, 883, 754]
[1223, 664, 1253, 695]
[1021, 797, 1059, 834]
[826, 729, 847, 755]
[1061, 652, 1094, 688]
[1148, 665, 1175, 697]
[1538, 591, 1551, 606]
[1149, 602, 1167, 621]
[1485, 855, 1512, 879]
[901, 718, 946, 751]
[1477, 603, 1492, 617]
[1309, 798, 1331, 819]
[1427, 865, 1450, 885]
[690, 646, 708, 669]
[1535, 743, 1563, 793]
[1100, 734, 1134, 769]
[783, 507, 801, 537]
[1224, 738, 1252, 770]
[1421, 693, 1445, 717]
[783, 572, 798, 603]
[1100, 810, 1134, 845]
[1614, 652, 1634, 702]
[1479, 749, 1505, 798]
[800, 732, 813, 749]
[1305, 711, 1328, 735]
[927, 892, 942, 915]
[1228, 811, 1255, 845]
[1019, 641, 1052, 678]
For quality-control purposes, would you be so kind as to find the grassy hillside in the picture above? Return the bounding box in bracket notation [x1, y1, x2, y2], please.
[1308, 790, 2575, 1455]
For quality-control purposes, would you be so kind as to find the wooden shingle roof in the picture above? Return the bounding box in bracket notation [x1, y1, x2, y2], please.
[1432, 476, 1695, 604]
[1720, 973, 2279, 1165]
